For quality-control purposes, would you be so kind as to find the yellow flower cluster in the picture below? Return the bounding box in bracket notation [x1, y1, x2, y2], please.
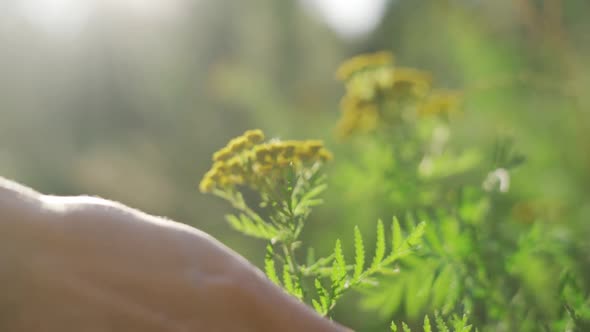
[199, 130, 333, 193]
[336, 51, 394, 81]
[335, 51, 462, 138]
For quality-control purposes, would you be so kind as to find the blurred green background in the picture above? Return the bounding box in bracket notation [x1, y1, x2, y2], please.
[2, 0, 590, 330]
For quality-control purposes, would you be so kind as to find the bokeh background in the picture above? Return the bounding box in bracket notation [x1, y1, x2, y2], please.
[2, 0, 590, 330]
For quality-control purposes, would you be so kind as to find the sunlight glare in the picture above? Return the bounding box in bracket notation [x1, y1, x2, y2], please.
[18, 0, 95, 36]
[302, 0, 390, 39]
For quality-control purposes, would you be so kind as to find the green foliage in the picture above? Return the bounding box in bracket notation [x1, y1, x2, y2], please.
[200, 48, 590, 332]
[391, 313, 474, 332]
[353, 226, 365, 281]
[226, 213, 280, 240]
[264, 244, 280, 286]
[326, 51, 590, 331]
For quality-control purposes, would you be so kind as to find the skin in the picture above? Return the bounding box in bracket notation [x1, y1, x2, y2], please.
[0, 177, 351, 332]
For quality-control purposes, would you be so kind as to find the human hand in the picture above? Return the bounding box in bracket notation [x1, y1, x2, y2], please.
[0, 177, 351, 332]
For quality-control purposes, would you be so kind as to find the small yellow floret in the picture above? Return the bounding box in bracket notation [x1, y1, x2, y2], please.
[228, 136, 249, 153]
[244, 129, 265, 144]
[199, 177, 215, 193]
[213, 147, 233, 162]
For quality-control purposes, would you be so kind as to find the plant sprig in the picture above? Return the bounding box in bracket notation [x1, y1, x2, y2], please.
[199, 129, 427, 319]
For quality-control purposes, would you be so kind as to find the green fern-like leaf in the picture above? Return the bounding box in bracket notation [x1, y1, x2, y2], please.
[293, 182, 327, 216]
[331, 239, 348, 300]
[371, 219, 386, 269]
[264, 245, 281, 286]
[451, 313, 473, 332]
[390, 313, 473, 332]
[283, 264, 294, 295]
[314, 278, 330, 315]
[424, 315, 432, 332]
[435, 312, 450, 332]
[334, 239, 346, 273]
[390, 221, 426, 261]
[292, 275, 304, 301]
[312, 299, 324, 315]
[226, 214, 279, 240]
[392, 216, 403, 254]
[407, 222, 426, 247]
[391, 321, 398, 332]
[354, 226, 365, 280]
[402, 322, 412, 332]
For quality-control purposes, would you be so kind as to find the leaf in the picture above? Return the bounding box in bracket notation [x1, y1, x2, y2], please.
[435, 312, 450, 332]
[302, 254, 334, 277]
[283, 264, 294, 295]
[371, 219, 386, 269]
[333, 239, 347, 275]
[314, 278, 330, 315]
[431, 264, 454, 309]
[312, 299, 324, 315]
[264, 245, 280, 286]
[354, 226, 365, 280]
[390, 321, 397, 332]
[330, 261, 347, 300]
[453, 314, 473, 332]
[402, 322, 411, 332]
[292, 276, 304, 301]
[331, 239, 348, 298]
[451, 313, 473, 332]
[226, 214, 279, 240]
[294, 183, 328, 215]
[405, 263, 434, 318]
[407, 222, 426, 247]
[424, 315, 432, 332]
[392, 216, 403, 254]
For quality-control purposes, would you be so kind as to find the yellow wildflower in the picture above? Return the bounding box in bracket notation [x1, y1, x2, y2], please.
[336, 51, 394, 81]
[200, 129, 332, 194]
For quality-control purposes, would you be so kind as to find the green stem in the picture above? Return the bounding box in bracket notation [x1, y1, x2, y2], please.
[282, 243, 297, 275]
[281, 240, 309, 302]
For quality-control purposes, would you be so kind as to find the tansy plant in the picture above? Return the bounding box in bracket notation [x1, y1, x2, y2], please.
[198, 52, 590, 331]
[199, 129, 426, 318]
[330, 52, 589, 332]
